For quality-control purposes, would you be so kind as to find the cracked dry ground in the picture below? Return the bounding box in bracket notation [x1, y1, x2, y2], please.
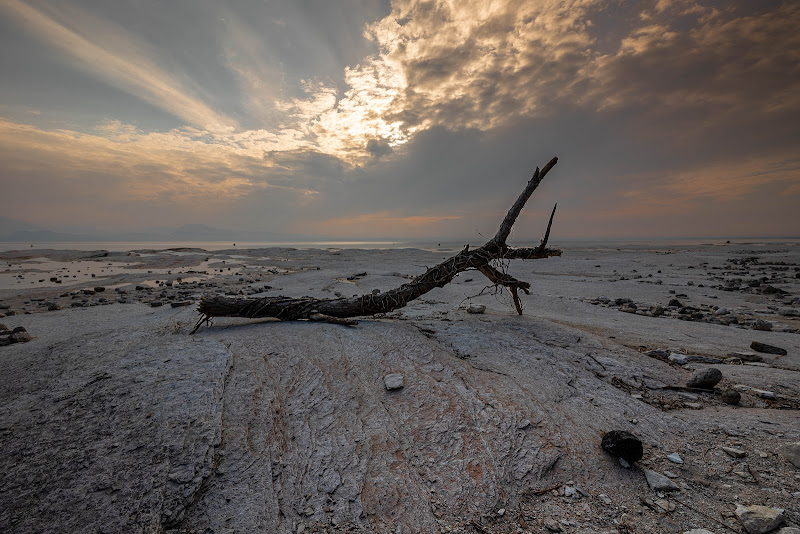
[0, 304, 798, 533]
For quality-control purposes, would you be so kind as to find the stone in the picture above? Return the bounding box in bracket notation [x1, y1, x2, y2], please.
[467, 304, 486, 314]
[564, 486, 577, 498]
[544, 520, 562, 532]
[778, 528, 800, 534]
[687, 368, 722, 389]
[0, 323, 9, 335]
[750, 341, 787, 355]
[780, 442, 800, 468]
[601, 430, 643, 464]
[9, 327, 32, 343]
[644, 469, 679, 491]
[597, 493, 612, 505]
[655, 498, 676, 512]
[727, 352, 763, 362]
[721, 389, 741, 405]
[669, 353, 722, 365]
[0, 336, 11, 347]
[722, 446, 747, 458]
[663, 470, 679, 478]
[383, 373, 404, 390]
[752, 320, 772, 331]
[667, 453, 683, 464]
[668, 299, 683, 307]
[683, 530, 715, 534]
[670, 353, 691, 365]
[734, 504, 785, 534]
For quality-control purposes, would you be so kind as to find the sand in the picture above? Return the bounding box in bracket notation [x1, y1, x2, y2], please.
[0, 241, 798, 533]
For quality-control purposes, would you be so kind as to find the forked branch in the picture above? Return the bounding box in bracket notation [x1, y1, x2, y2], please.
[193, 157, 560, 332]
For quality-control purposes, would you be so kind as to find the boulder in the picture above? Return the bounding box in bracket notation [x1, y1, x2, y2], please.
[734, 504, 785, 534]
[686, 368, 722, 389]
[601, 430, 643, 464]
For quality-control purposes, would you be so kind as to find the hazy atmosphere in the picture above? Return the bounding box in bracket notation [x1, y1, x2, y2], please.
[1, 0, 799, 240]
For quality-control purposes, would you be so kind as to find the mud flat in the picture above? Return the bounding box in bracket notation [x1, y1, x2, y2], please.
[1, 241, 799, 533]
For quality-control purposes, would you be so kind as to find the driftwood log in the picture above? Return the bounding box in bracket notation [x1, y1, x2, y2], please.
[193, 156, 561, 331]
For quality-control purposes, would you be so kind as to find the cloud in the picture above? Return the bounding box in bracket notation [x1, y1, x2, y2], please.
[0, 0, 236, 130]
[2, 0, 798, 238]
[0, 117, 321, 227]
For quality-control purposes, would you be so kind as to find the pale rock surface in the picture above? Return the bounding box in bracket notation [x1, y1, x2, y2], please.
[644, 469, 680, 491]
[735, 505, 786, 534]
[781, 442, 800, 468]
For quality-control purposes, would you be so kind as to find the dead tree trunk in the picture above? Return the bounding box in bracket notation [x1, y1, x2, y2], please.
[194, 157, 560, 330]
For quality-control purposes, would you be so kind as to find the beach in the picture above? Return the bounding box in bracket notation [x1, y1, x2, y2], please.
[1, 241, 799, 533]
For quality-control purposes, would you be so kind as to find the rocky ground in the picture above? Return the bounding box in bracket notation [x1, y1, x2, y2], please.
[0, 241, 799, 533]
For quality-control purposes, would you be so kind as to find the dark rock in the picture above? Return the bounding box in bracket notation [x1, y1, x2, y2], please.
[760, 284, 787, 295]
[721, 389, 741, 405]
[170, 301, 193, 308]
[727, 352, 762, 362]
[668, 299, 683, 307]
[150, 301, 164, 308]
[601, 430, 643, 464]
[0, 336, 11, 347]
[9, 327, 32, 343]
[0, 323, 9, 335]
[94, 286, 106, 292]
[686, 367, 723, 389]
[752, 319, 772, 331]
[750, 341, 787, 355]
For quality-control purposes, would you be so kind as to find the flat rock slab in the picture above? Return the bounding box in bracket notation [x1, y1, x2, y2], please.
[781, 442, 800, 468]
[735, 504, 786, 534]
[644, 469, 679, 492]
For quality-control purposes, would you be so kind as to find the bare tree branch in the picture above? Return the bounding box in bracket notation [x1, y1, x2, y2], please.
[194, 157, 561, 330]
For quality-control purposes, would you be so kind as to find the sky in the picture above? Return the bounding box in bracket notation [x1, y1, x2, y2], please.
[0, 0, 799, 241]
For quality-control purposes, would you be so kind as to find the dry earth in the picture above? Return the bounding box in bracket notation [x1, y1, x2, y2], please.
[1, 242, 799, 533]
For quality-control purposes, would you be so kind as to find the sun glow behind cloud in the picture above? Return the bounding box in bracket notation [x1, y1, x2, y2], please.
[1, 0, 798, 236]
